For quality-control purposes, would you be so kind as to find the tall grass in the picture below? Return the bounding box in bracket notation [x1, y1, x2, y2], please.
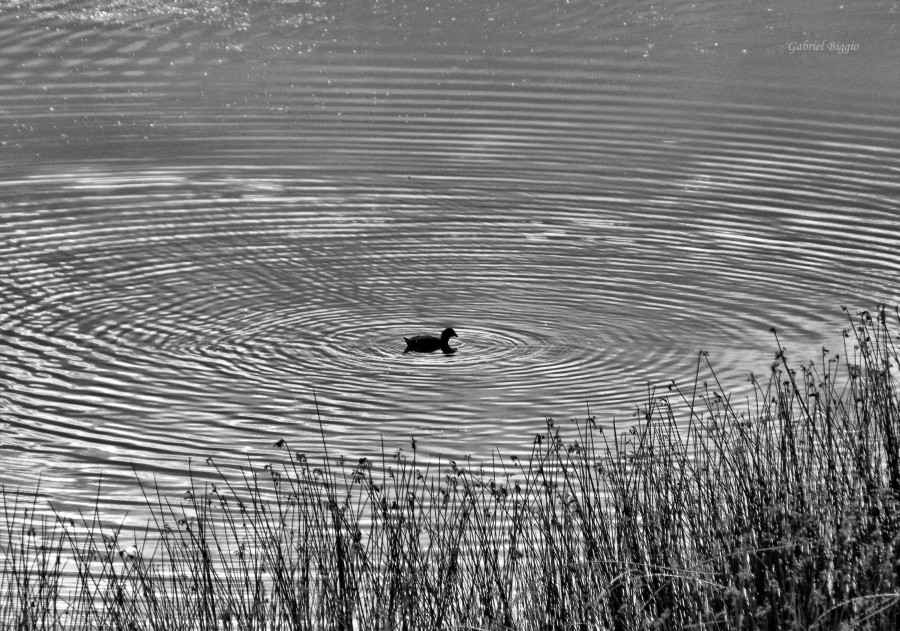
[2, 306, 899, 630]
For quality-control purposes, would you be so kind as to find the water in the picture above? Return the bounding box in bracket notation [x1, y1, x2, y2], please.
[1, 0, 898, 520]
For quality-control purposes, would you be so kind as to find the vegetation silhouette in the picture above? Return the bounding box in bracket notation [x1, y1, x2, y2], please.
[2, 307, 899, 630]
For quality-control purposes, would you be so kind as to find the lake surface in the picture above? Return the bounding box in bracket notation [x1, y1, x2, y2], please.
[1, 0, 898, 520]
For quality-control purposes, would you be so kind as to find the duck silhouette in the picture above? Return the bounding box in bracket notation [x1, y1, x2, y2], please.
[403, 327, 458, 354]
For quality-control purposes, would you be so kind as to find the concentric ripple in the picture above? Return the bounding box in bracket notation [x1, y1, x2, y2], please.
[1, 0, 899, 518]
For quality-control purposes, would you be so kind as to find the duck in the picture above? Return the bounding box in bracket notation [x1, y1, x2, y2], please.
[403, 327, 458, 354]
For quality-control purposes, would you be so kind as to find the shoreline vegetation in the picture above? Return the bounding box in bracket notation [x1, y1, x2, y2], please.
[3, 307, 900, 630]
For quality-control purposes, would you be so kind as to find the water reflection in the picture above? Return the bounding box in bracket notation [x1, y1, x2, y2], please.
[0, 0, 898, 521]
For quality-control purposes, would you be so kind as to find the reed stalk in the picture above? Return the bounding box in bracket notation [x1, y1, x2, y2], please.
[1, 306, 899, 630]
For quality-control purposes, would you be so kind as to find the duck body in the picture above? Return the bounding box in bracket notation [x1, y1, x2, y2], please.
[404, 327, 458, 354]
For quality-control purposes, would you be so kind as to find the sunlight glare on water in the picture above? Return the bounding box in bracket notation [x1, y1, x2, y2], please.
[0, 0, 899, 520]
